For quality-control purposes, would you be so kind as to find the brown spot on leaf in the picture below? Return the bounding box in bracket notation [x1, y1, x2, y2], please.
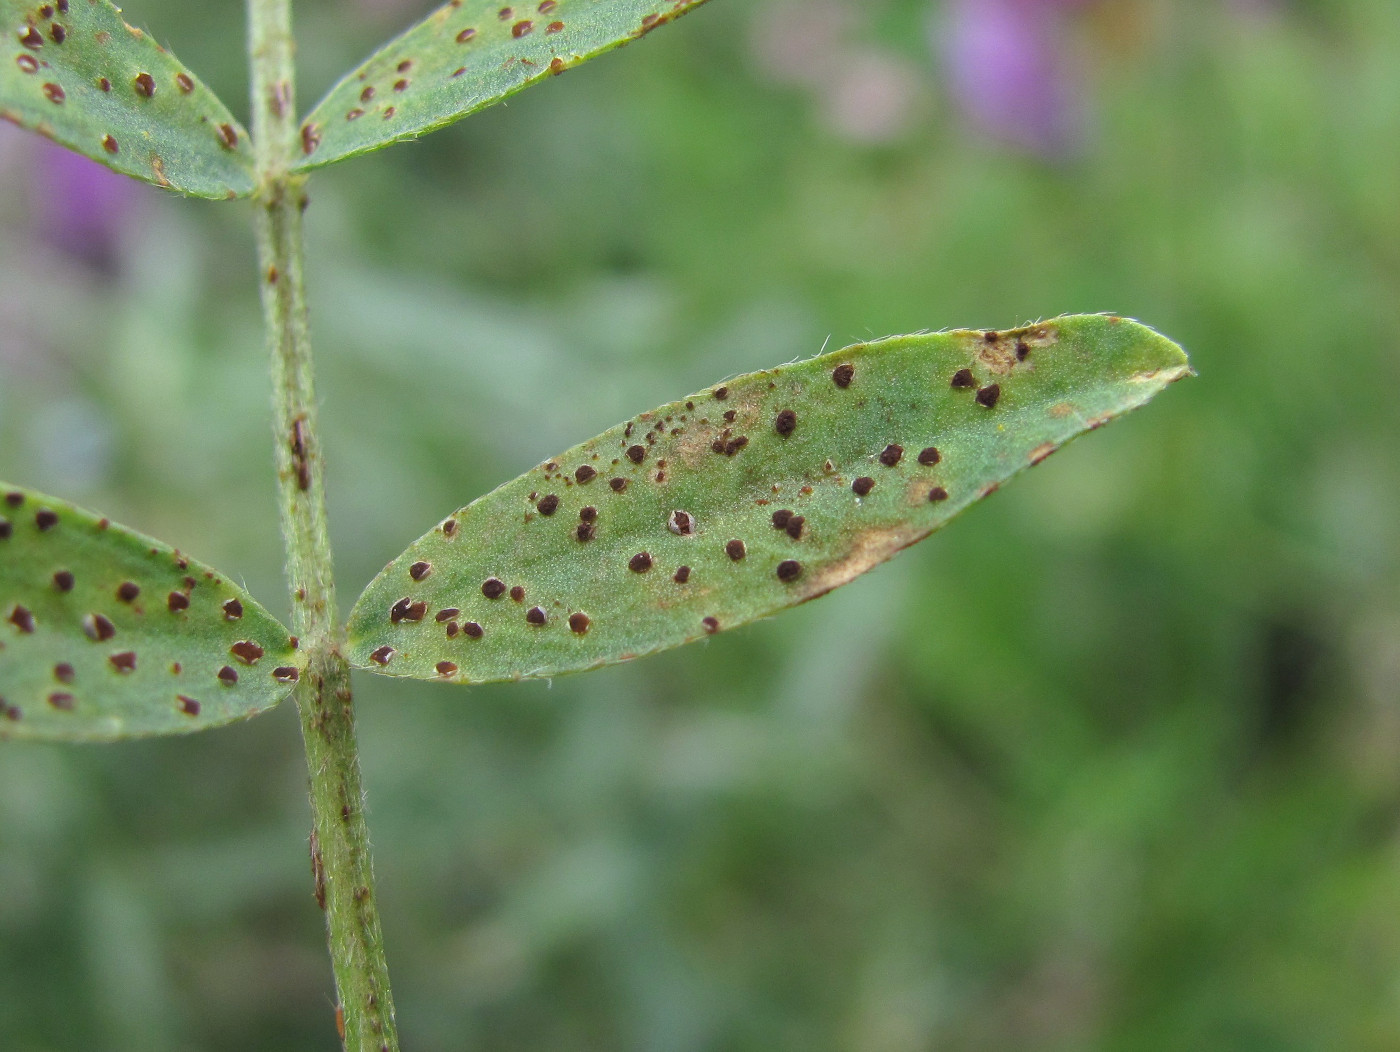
[83, 613, 115, 641]
[629, 551, 653, 573]
[547, 20, 564, 33]
[230, 640, 264, 665]
[785, 516, 805, 540]
[177, 695, 201, 716]
[917, 447, 941, 466]
[435, 608, 459, 622]
[456, 27, 476, 42]
[777, 559, 802, 582]
[53, 570, 74, 591]
[852, 476, 875, 496]
[462, 621, 484, 639]
[394, 78, 408, 92]
[436, 661, 458, 676]
[774, 409, 797, 436]
[102, 134, 119, 153]
[538, 494, 560, 515]
[168, 591, 189, 611]
[513, 19, 533, 36]
[580, 506, 598, 522]
[35, 508, 58, 530]
[668, 510, 696, 536]
[568, 612, 590, 634]
[301, 123, 320, 154]
[509, 585, 525, 602]
[109, 651, 136, 672]
[116, 581, 140, 603]
[626, 444, 646, 464]
[576, 522, 595, 542]
[713, 386, 729, 400]
[832, 363, 855, 388]
[369, 645, 395, 666]
[223, 598, 243, 620]
[409, 561, 432, 581]
[15, 54, 38, 73]
[549, 56, 565, 74]
[879, 444, 903, 467]
[702, 616, 719, 634]
[525, 606, 547, 625]
[673, 565, 691, 583]
[482, 577, 507, 599]
[575, 465, 597, 484]
[54, 663, 75, 683]
[41, 82, 64, 103]
[218, 666, 238, 685]
[20, 26, 43, 49]
[133, 72, 155, 97]
[49, 23, 65, 43]
[609, 477, 627, 492]
[48, 692, 75, 711]
[217, 123, 238, 149]
[975, 384, 1001, 409]
[725, 539, 746, 561]
[772, 509, 793, 529]
[175, 72, 193, 93]
[951, 368, 975, 389]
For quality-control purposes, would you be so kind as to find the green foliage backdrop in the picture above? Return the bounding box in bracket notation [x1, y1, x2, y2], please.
[1, 0, 1397, 1048]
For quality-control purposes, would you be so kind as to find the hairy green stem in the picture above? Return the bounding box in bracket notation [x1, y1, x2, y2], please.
[248, 0, 398, 1048]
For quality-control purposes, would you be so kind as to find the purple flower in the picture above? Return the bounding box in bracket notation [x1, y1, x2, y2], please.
[935, 0, 1087, 156]
[32, 138, 144, 273]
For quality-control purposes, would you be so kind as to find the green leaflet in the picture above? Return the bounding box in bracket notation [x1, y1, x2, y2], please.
[294, 0, 710, 172]
[0, 484, 302, 741]
[347, 315, 1190, 684]
[1, 0, 254, 198]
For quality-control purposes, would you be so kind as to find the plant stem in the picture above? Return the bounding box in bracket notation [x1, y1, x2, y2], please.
[247, 0, 399, 1048]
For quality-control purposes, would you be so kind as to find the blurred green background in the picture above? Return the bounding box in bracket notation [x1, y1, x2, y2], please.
[3, 0, 1399, 1048]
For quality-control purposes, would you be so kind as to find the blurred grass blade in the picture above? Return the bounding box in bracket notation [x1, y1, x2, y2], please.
[294, 0, 710, 172]
[1, 0, 254, 198]
[347, 315, 1190, 684]
[0, 484, 303, 741]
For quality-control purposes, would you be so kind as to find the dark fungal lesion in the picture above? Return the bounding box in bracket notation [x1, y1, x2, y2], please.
[975, 384, 1001, 408]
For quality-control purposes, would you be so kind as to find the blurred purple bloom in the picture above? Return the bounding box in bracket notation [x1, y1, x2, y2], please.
[32, 138, 143, 273]
[935, 0, 1087, 157]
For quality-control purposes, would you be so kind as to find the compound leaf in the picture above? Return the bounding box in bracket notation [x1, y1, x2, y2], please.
[295, 0, 710, 172]
[0, 484, 303, 742]
[347, 315, 1190, 684]
[1, 0, 254, 198]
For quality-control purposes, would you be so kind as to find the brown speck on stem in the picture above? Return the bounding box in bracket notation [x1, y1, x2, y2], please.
[951, 368, 975, 389]
[133, 72, 155, 97]
[917, 447, 941, 466]
[975, 384, 1001, 408]
[852, 476, 875, 496]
